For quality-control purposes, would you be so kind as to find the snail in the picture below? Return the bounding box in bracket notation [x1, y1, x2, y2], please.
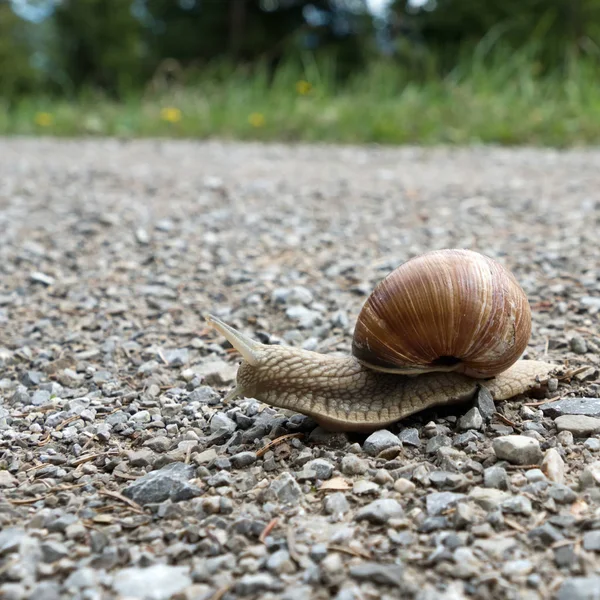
[206, 249, 557, 432]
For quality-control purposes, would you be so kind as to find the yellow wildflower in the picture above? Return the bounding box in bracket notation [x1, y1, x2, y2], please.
[160, 107, 182, 123]
[248, 112, 265, 127]
[296, 80, 312, 95]
[34, 112, 53, 127]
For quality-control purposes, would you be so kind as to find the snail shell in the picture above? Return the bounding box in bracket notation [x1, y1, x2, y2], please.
[351, 249, 532, 378]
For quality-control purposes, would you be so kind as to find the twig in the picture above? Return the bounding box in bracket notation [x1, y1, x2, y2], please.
[504, 518, 527, 533]
[493, 412, 522, 432]
[70, 450, 119, 467]
[327, 544, 372, 560]
[256, 433, 304, 458]
[98, 490, 144, 514]
[56, 415, 82, 431]
[208, 586, 231, 600]
[259, 518, 279, 543]
[157, 349, 169, 365]
[523, 395, 562, 407]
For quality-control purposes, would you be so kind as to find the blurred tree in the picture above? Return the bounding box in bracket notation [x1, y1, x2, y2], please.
[0, 2, 42, 98]
[390, 0, 600, 71]
[53, 0, 147, 95]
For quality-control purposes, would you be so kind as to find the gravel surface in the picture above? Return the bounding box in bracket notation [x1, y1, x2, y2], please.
[0, 138, 599, 600]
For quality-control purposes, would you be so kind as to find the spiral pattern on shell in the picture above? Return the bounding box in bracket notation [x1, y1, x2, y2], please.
[351, 249, 532, 378]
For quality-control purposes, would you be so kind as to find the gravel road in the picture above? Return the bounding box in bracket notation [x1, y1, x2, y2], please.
[1, 138, 599, 600]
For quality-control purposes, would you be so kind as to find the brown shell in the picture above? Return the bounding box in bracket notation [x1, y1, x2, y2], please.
[351, 249, 532, 378]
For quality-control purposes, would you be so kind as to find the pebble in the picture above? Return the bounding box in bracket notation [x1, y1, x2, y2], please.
[492, 435, 543, 465]
[570, 335, 588, 354]
[355, 499, 404, 523]
[230, 451, 257, 468]
[398, 427, 421, 447]
[475, 386, 496, 421]
[363, 430, 402, 456]
[324, 492, 350, 517]
[349, 562, 404, 586]
[458, 407, 483, 431]
[426, 492, 466, 516]
[267, 472, 303, 505]
[541, 397, 600, 418]
[555, 415, 600, 436]
[582, 531, 600, 551]
[556, 576, 600, 600]
[122, 462, 202, 505]
[483, 466, 509, 490]
[112, 565, 192, 599]
[542, 447, 565, 483]
[394, 478, 416, 494]
[468, 487, 511, 510]
[341, 454, 368, 475]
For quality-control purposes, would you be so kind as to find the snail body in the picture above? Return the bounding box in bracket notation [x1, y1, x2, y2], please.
[207, 249, 556, 432]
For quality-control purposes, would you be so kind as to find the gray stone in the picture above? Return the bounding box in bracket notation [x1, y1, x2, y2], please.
[0, 528, 27, 555]
[196, 360, 237, 385]
[355, 499, 404, 524]
[475, 386, 496, 421]
[0, 584, 26, 600]
[426, 492, 466, 516]
[324, 492, 350, 516]
[349, 562, 404, 586]
[541, 397, 600, 418]
[363, 430, 402, 457]
[484, 466, 509, 490]
[112, 565, 192, 600]
[268, 472, 303, 505]
[341, 454, 368, 475]
[583, 531, 600, 551]
[492, 435, 543, 464]
[122, 462, 201, 505]
[64, 567, 100, 590]
[210, 412, 236, 434]
[580, 461, 600, 488]
[555, 415, 600, 436]
[501, 495, 532, 515]
[235, 573, 283, 595]
[458, 407, 483, 430]
[298, 458, 334, 481]
[398, 427, 421, 447]
[549, 483, 578, 504]
[285, 305, 322, 328]
[469, 487, 511, 510]
[570, 335, 588, 354]
[529, 523, 564, 546]
[27, 581, 62, 600]
[143, 436, 171, 453]
[161, 348, 189, 366]
[230, 451, 257, 468]
[426, 435, 452, 454]
[40, 540, 69, 562]
[556, 577, 600, 600]
[266, 549, 296, 574]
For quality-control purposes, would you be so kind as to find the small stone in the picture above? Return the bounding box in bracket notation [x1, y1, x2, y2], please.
[355, 499, 404, 524]
[210, 412, 236, 434]
[112, 565, 192, 600]
[266, 549, 296, 574]
[0, 584, 26, 600]
[127, 449, 155, 468]
[484, 466, 509, 490]
[525, 468, 546, 483]
[548, 483, 578, 504]
[398, 427, 420, 447]
[374, 469, 393, 485]
[0, 470, 17, 488]
[585, 438, 600, 452]
[194, 449, 217, 465]
[475, 386, 496, 421]
[501, 495, 532, 515]
[570, 335, 588, 354]
[426, 492, 466, 516]
[196, 360, 237, 385]
[41, 540, 69, 562]
[541, 397, 600, 418]
[502, 559, 533, 578]
[458, 407, 483, 431]
[583, 531, 600, 551]
[122, 462, 201, 505]
[230, 451, 257, 468]
[394, 478, 416, 494]
[555, 415, 600, 436]
[349, 562, 404, 586]
[324, 492, 350, 517]
[542, 447, 565, 483]
[235, 573, 283, 595]
[492, 435, 543, 465]
[426, 435, 452, 454]
[143, 436, 171, 453]
[556, 577, 600, 600]
[353, 480, 379, 495]
[301, 458, 334, 480]
[469, 487, 511, 510]
[363, 430, 402, 457]
[268, 472, 303, 505]
[30, 271, 55, 286]
[341, 454, 368, 476]
[580, 461, 600, 488]
[529, 523, 564, 546]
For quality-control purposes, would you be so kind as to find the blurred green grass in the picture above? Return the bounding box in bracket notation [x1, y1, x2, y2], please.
[2, 49, 600, 146]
